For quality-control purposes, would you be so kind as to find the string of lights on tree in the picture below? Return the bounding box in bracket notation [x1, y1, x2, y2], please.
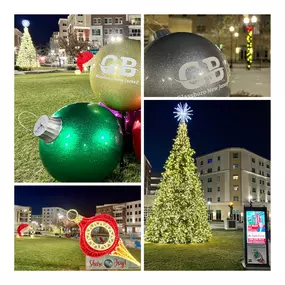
[145, 103, 212, 244]
[16, 20, 40, 69]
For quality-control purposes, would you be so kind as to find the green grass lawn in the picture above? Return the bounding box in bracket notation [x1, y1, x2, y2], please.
[144, 230, 244, 270]
[15, 236, 141, 271]
[14, 73, 140, 182]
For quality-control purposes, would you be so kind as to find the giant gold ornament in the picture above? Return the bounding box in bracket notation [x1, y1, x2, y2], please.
[90, 39, 141, 112]
[34, 102, 123, 182]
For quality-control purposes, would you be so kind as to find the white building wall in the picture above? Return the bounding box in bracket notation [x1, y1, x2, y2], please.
[90, 26, 103, 47]
[126, 200, 141, 234]
[42, 207, 67, 230]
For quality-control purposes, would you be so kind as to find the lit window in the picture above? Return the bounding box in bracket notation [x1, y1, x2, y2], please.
[233, 196, 239, 201]
[233, 185, 239, 191]
[233, 153, 238, 158]
[208, 178, 212, 182]
[233, 175, 239, 180]
[208, 158, 212, 164]
[233, 164, 238, 169]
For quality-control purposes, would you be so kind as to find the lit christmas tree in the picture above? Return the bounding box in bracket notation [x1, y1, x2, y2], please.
[16, 20, 40, 69]
[145, 103, 212, 244]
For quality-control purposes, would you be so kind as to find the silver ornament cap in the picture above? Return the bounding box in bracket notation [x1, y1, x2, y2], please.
[33, 115, 62, 143]
[154, 29, 171, 40]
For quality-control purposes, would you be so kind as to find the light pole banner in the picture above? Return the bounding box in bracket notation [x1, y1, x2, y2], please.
[86, 255, 139, 270]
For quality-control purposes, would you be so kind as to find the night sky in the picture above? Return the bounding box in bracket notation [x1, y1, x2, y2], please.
[14, 15, 68, 46]
[15, 186, 141, 216]
[145, 100, 270, 173]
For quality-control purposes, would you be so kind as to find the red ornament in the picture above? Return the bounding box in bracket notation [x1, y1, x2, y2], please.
[17, 224, 29, 236]
[76, 51, 94, 72]
[246, 26, 253, 32]
[132, 112, 141, 160]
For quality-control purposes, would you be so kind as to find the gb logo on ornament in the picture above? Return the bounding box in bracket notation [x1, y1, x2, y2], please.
[100, 55, 137, 77]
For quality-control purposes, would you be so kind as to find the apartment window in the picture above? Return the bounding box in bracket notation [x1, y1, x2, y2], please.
[104, 28, 112, 35]
[207, 198, 212, 202]
[208, 158, 213, 164]
[217, 156, 220, 161]
[135, 204, 137, 208]
[63, 29, 67, 32]
[266, 164, 270, 169]
[135, 218, 137, 222]
[197, 25, 206, 33]
[216, 210, 221, 220]
[78, 21, 83, 24]
[93, 18, 102, 24]
[78, 14, 83, 16]
[115, 17, 123, 24]
[208, 178, 212, 183]
[135, 211, 137, 215]
[201, 179, 203, 184]
[200, 161, 203, 166]
[130, 17, 141, 25]
[217, 176, 220, 181]
[233, 164, 239, 169]
[115, 28, 123, 35]
[63, 23, 67, 26]
[129, 28, 141, 36]
[233, 196, 239, 201]
[139, 211, 141, 214]
[217, 197, 220, 202]
[267, 191, 271, 195]
[139, 218, 141, 222]
[260, 180, 262, 185]
[207, 188, 212, 192]
[130, 205, 132, 208]
[252, 188, 256, 193]
[267, 173, 270, 177]
[233, 185, 239, 191]
[78, 29, 84, 32]
[208, 168, 212, 173]
[201, 170, 203, 175]
[217, 166, 220, 171]
[139, 203, 141, 207]
[63, 36, 67, 39]
[262, 171, 264, 176]
[127, 205, 129, 209]
[92, 28, 101, 36]
[78, 37, 84, 41]
[262, 181, 265, 185]
[259, 161, 261, 166]
[260, 189, 263, 194]
[252, 168, 255, 173]
[217, 186, 220, 191]
[267, 182, 270, 186]
[233, 153, 239, 158]
[127, 219, 129, 222]
[262, 162, 264, 166]
[104, 18, 112, 24]
[252, 158, 255, 163]
[233, 175, 239, 180]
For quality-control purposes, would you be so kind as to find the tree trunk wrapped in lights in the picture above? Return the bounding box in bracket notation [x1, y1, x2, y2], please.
[145, 103, 212, 244]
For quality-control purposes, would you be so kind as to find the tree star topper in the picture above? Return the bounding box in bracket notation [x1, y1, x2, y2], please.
[173, 102, 193, 123]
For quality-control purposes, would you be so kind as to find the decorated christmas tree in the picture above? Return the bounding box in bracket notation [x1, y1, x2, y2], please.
[145, 103, 212, 244]
[16, 20, 40, 69]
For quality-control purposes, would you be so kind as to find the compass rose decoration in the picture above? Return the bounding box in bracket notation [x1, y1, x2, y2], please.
[173, 102, 193, 124]
[66, 209, 140, 267]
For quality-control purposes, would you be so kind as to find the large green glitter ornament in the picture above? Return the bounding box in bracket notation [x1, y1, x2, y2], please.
[34, 102, 123, 182]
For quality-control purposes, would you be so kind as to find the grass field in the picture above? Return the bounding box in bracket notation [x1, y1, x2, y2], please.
[14, 236, 141, 271]
[144, 230, 244, 270]
[14, 73, 140, 182]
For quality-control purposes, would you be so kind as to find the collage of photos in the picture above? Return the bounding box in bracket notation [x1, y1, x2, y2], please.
[14, 14, 271, 272]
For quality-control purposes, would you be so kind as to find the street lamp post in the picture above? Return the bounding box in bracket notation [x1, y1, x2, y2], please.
[243, 15, 257, 70]
[229, 26, 235, 69]
[234, 32, 239, 62]
[207, 201, 211, 221]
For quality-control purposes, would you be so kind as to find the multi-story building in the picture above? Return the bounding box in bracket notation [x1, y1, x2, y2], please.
[42, 207, 67, 231]
[67, 14, 91, 41]
[50, 32, 59, 55]
[126, 14, 141, 41]
[96, 200, 141, 235]
[31, 214, 42, 230]
[14, 205, 31, 231]
[90, 14, 128, 46]
[144, 15, 270, 62]
[14, 28, 22, 51]
[196, 148, 271, 221]
[144, 147, 271, 223]
[126, 200, 141, 234]
[144, 156, 152, 195]
[57, 18, 68, 64]
[150, 173, 162, 195]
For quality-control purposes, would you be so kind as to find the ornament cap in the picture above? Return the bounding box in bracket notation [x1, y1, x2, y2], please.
[153, 29, 171, 40]
[34, 115, 62, 143]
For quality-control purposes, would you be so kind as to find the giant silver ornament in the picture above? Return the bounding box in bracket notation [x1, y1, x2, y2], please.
[145, 32, 230, 97]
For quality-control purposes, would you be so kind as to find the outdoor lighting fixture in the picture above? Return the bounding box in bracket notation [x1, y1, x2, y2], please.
[207, 201, 211, 205]
[229, 27, 235, 68]
[229, 26, 235, 32]
[22, 19, 30, 28]
[251, 16, 257, 23]
[243, 17, 250, 24]
[244, 15, 257, 70]
[234, 32, 239, 38]
[111, 36, 115, 42]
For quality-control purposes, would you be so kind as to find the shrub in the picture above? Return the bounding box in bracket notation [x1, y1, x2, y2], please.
[67, 66, 76, 70]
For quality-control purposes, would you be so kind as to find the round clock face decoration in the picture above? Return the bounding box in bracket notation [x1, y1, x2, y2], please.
[67, 209, 140, 266]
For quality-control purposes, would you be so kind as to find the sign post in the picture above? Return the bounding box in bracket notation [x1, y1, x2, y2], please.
[242, 206, 270, 270]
